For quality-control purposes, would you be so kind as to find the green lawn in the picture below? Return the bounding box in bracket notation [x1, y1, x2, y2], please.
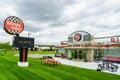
[28, 50, 55, 54]
[12, 50, 55, 54]
[0, 51, 120, 80]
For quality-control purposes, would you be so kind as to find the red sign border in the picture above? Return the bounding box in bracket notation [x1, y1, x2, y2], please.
[4, 16, 24, 35]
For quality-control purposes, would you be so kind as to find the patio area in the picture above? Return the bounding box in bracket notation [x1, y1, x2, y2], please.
[53, 57, 120, 75]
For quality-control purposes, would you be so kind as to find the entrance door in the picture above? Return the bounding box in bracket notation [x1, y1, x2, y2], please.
[78, 50, 82, 59]
[74, 50, 77, 59]
[73, 50, 82, 59]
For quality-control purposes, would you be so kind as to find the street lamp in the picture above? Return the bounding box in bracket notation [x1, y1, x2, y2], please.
[28, 33, 31, 38]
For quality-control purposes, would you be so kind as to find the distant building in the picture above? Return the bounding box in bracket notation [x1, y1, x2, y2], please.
[34, 45, 55, 51]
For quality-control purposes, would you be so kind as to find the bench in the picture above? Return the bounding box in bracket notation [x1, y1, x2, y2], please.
[97, 61, 119, 72]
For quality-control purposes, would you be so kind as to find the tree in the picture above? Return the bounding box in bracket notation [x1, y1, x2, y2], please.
[0, 42, 12, 55]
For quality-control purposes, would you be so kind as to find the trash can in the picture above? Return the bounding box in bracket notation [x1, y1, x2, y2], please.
[61, 54, 65, 58]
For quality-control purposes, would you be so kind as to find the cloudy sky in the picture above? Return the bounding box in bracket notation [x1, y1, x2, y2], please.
[0, 0, 120, 45]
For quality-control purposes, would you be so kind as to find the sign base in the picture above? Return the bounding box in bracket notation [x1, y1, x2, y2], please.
[17, 62, 29, 67]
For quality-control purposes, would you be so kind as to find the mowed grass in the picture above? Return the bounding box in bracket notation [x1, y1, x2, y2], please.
[28, 50, 55, 54]
[0, 51, 120, 80]
[13, 50, 55, 54]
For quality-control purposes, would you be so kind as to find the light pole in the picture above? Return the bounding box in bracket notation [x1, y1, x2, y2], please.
[28, 33, 31, 38]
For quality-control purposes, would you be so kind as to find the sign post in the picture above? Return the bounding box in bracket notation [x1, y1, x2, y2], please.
[4, 16, 34, 67]
[12, 36, 34, 66]
[18, 48, 29, 66]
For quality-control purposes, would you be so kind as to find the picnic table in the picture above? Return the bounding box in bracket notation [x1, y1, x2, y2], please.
[97, 60, 119, 72]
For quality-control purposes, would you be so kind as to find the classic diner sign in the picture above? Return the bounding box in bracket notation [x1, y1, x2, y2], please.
[111, 37, 120, 42]
[4, 16, 34, 66]
[4, 16, 24, 35]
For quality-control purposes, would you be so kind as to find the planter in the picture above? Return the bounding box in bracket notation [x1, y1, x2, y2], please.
[84, 59, 88, 62]
[97, 68, 101, 71]
[68, 58, 72, 60]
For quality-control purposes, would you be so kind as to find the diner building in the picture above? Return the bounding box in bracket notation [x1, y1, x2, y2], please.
[55, 31, 120, 62]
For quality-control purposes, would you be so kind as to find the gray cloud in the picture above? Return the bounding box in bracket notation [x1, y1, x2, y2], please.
[15, 0, 75, 22]
[0, 0, 120, 45]
[13, 0, 76, 33]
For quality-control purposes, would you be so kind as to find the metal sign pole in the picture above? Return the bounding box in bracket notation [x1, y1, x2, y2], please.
[19, 48, 28, 62]
[17, 48, 29, 66]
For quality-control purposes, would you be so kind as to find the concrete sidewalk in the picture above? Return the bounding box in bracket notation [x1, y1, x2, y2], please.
[53, 57, 120, 75]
